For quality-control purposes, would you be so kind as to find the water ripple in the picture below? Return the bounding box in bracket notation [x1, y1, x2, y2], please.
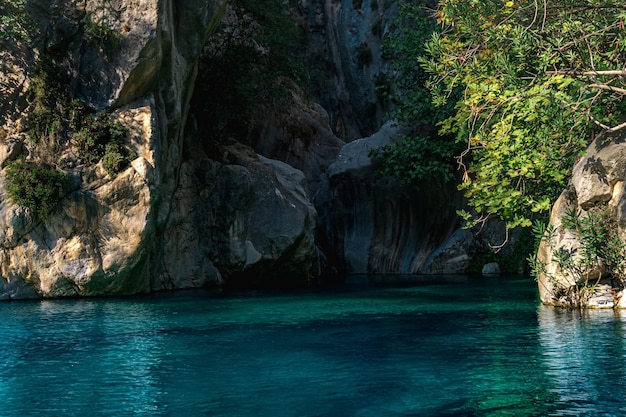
[0, 277, 623, 416]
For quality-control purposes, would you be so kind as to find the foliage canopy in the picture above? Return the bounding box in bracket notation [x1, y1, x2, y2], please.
[388, 0, 626, 230]
[371, 2, 461, 184]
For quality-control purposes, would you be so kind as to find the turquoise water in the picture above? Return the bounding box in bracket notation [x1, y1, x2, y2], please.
[1, 275, 626, 416]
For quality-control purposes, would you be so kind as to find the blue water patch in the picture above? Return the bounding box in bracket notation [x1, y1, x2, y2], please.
[0, 276, 624, 416]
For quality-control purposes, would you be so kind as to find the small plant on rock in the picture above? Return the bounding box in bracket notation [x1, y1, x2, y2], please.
[81, 1, 123, 56]
[0, 0, 37, 42]
[102, 141, 132, 176]
[24, 57, 71, 146]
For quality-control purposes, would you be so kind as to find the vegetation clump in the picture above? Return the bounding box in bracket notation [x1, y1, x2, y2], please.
[5, 159, 70, 220]
[25, 59, 133, 177]
[74, 112, 132, 176]
[24, 57, 72, 146]
[192, 0, 307, 142]
[0, 0, 37, 42]
[369, 1, 461, 185]
[5, 12, 133, 217]
[81, 1, 123, 56]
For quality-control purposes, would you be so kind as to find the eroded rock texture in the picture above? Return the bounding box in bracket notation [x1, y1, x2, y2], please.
[299, 0, 396, 139]
[316, 122, 495, 275]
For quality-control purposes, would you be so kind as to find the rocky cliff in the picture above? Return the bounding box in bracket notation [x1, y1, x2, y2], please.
[0, 0, 496, 299]
[298, 0, 396, 140]
[0, 0, 319, 299]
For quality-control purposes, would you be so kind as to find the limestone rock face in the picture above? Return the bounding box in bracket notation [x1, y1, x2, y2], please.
[299, 0, 397, 139]
[0, 0, 511, 299]
[0, 0, 219, 299]
[0, 0, 319, 299]
[317, 122, 471, 274]
[154, 148, 318, 290]
[537, 132, 626, 308]
[248, 89, 345, 193]
[0, 104, 157, 299]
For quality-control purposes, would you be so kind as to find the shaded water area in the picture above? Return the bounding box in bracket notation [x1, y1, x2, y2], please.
[1, 275, 626, 416]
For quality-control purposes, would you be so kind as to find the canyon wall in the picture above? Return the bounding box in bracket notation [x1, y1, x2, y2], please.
[0, 0, 494, 299]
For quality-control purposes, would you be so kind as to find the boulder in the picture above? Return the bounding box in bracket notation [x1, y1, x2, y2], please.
[481, 262, 501, 276]
[248, 89, 345, 194]
[0, 135, 24, 168]
[154, 149, 318, 289]
[537, 131, 626, 307]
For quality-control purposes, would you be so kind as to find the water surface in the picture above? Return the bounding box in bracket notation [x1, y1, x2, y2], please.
[0, 275, 625, 416]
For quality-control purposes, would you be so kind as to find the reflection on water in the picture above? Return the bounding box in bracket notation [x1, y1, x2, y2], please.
[1, 277, 626, 416]
[538, 306, 626, 415]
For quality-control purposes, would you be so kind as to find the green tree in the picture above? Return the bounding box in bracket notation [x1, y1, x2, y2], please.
[420, 0, 626, 230]
[384, 1, 626, 231]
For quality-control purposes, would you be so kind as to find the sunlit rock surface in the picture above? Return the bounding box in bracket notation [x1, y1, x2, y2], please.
[0, 0, 320, 298]
[0, 103, 157, 299]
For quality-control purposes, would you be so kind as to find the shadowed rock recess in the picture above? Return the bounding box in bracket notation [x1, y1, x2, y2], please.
[0, 0, 502, 299]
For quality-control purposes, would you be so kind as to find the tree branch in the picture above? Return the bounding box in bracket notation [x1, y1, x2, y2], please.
[607, 120, 626, 133]
[547, 69, 626, 77]
[588, 83, 626, 95]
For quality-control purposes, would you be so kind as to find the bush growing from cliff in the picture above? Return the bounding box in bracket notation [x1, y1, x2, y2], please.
[25, 55, 133, 176]
[81, 2, 123, 55]
[74, 113, 133, 176]
[24, 57, 72, 146]
[102, 141, 132, 175]
[5, 159, 70, 220]
[383, 0, 626, 231]
[0, 0, 37, 42]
